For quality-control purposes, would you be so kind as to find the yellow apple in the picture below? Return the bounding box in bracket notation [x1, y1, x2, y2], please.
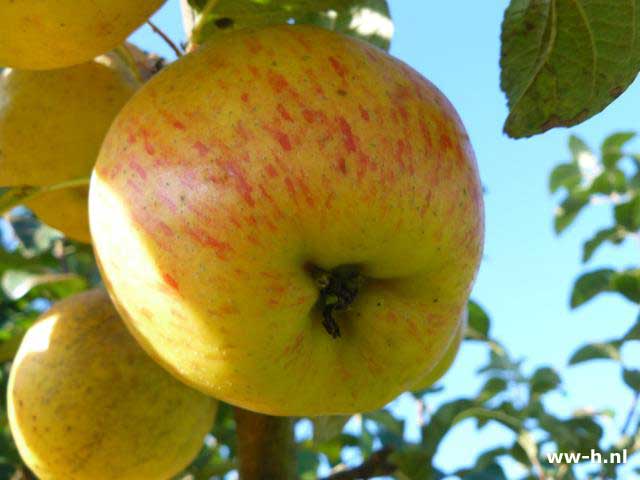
[7, 288, 217, 480]
[0, 1, 165, 70]
[90, 25, 484, 416]
[411, 309, 466, 391]
[0, 61, 137, 242]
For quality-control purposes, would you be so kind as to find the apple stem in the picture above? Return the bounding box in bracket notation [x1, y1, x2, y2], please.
[307, 264, 363, 339]
[234, 407, 296, 479]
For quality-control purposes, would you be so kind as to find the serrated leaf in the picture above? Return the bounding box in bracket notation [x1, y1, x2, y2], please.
[570, 269, 614, 308]
[568, 341, 621, 365]
[500, 0, 640, 138]
[530, 366, 561, 394]
[549, 163, 581, 193]
[601, 131, 636, 168]
[186, 0, 393, 50]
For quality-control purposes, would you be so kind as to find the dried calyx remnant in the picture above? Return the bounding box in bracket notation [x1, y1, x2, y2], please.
[308, 264, 363, 339]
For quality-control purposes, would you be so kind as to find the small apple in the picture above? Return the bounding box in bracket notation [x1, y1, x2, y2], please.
[0, 61, 137, 242]
[8, 289, 217, 480]
[0, 1, 165, 70]
[90, 25, 484, 416]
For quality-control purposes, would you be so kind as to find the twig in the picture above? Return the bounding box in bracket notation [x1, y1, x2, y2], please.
[622, 391, 639, 436]
[322, 447, 396, 480]
[147, 20, 183, 58]
[191, 0, 221, 41]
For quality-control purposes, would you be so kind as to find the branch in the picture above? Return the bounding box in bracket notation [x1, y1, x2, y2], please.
[147, 20, 183, 57]
[622, 391, 639, 436]
[234, 407, 296, 480]
[322, 447, 396, 480]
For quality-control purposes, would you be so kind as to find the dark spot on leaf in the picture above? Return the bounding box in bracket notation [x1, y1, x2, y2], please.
[609, 85, 624, 98]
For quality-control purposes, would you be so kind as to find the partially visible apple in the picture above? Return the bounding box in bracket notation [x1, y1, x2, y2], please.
[0, 1, 165, 70]
[412, 309, 466, 391]
[90, 25, 484, 416]
[0, 61, 136, 242]
[7, 289, 217, 480]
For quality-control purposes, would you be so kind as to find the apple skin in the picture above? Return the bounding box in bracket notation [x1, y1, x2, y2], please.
[7, 289, 217, 480]
[411, 308, 466, 391]
[0, 0, 165, 70]
[90, 25, 484, 416]
[0, 62, 136, 242]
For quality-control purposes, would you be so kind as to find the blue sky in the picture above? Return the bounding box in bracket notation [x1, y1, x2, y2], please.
[132, 1, 640, 476]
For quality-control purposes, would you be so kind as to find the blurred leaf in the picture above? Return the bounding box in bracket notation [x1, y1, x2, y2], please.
[611, 269, 640, 304]
[478, 377, 508, 402]
[390, 446, 438, 480]
[570, 269, 614, 308]
[462, 462, 507, 480]
[549, 163, 581, 193]
[582, 226, 624, 262]
[569, 135, 592, 160]
[186, 0, 393, 50]
[568, 341, 622, 365]
[623, 316, 640, 340]
[530, 367, 561, 395]
[500, 1, 640, 137]
[590, 168, 627, 195]
[312, 415, 350, 443]
[614, 196, 640, 231]
[554, 190, 589, 234]
[466, 300, 490, 340]
[1, 270, 87, 301]
[622, 368, 640, 392]
[601, 131, 636, 168]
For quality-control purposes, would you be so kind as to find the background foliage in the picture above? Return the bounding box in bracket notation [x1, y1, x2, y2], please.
[1, 0, 639, 479]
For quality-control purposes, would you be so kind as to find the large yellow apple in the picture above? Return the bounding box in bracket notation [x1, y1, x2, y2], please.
[90, 25, 484, 416]
[0, 61, 136, 242]
[7, 289, 217, 480]
[0, 1, 165, 70]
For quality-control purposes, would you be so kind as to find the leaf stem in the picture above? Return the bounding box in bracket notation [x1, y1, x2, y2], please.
[147, 20, 183, 58]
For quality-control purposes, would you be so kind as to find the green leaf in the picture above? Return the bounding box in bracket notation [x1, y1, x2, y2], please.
[554, 190, 589, 234]
[611, 269, 640, 303]
[312, 415, 350, 443]
[186, 0, 393, 50]
[462, 462, 508, 480]
[623, 368, 640, 392]
[500, 0, 640, 138]
[582, 226, 624, 262]
[466, 300, 490, 340]
[590, 168, 627, 195]
[530, 366, 561, 395]
[623, 316, 640, 340]
[614, 195, 640, 231]
[568, 341, 622, 365]
[1, 270, 87, 301]
[549, 163, 581, 193]
[478, 377, 508, 402]
[601, 131, 636, 168]
[570, 269, 615, 308]
[568, 135, 592, 160]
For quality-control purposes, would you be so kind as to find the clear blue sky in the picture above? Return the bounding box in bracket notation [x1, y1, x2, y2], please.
[132, 1, 640, 476]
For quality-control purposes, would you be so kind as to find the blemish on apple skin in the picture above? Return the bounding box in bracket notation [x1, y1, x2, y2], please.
[337, 157, 347, 175]
[162, 273, 180, 291]
[193, 141, 210, 157]
[128, 158, 147, 180]
[267, 70, 290, 93]
[265, 164, 278, 178]
[241, 93, 249, 103]
[184, 225, 233, 260]
[328, 56, 348, 80]
[359, 106, 370, 122]
[277, 104, 294, 122]
[337, 117, 357, 153]
[264, 125, 292, 152]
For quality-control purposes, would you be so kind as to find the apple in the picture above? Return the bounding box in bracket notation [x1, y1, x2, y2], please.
[411, 309, 466, 391]
[90, 25, 484, 416]
[0, 61, 137, 242]
[0, 0, 165, 70]
[7, 288, 217, 480]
